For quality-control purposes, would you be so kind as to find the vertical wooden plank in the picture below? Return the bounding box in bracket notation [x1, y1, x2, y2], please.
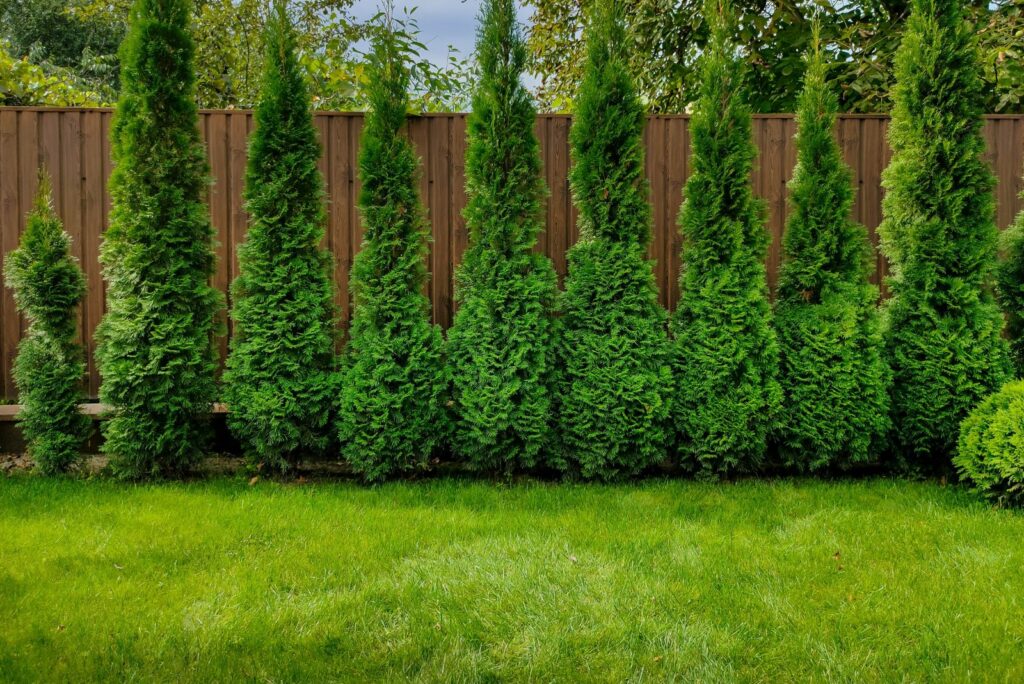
[566, 116, 579, 255]
[449, 114, 468, 302]
[60, 111, 85, 366]
[81, 112, 105, 397]
[429, 116, 452, 327]
[229, 113, 249, 304]
[206, 113, 230, 365]
[762, 117, 786, 292]
[994, 119, 1016, 229]
[859, 117, 884, 288]
[664, 119, 685, 310]
[327, 114, 349, 341]
[650, 117, 669, 306]
[780, 116, 799, 295]
[12, 111, 39, 389]
[550, 117, 570, 280]
[348, 115, 364, 329]
[0, 111, 20, 399]
[838, 117, 862, 225]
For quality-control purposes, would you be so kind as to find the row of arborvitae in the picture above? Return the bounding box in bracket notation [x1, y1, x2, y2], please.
[5, 0, 1021, 497]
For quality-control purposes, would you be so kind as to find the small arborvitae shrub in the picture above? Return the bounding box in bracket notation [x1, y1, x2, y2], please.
[996, 183, 1024, 376]
[879, 0, 1011, 472]
[554, 1, 672, 481]
[223, 2, 336, 473]
[95, 0, 222, 479]
[446, 0, 559, 475]
[3, 170, 90, 474]
[669, 4, 780, 479]
[956, 381, 1024, 507]
[773, 34, 890, 472]
[336, 23, 448, 482]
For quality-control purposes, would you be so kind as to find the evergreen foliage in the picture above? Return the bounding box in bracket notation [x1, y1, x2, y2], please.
[446, 0, 559, 474]
[554, 1, 672, 481]
[955, 380, 1024, 507]
[669, 3, 780, 479]
[336, 22, 448, 482]
[879, 0, 1010, 471]
[95, 0, 222, 479]
[3, 170, 90, 474]
[996, 184, 1024, 376]
[773, 34, 890, 471]
[222, 1, 336, 472]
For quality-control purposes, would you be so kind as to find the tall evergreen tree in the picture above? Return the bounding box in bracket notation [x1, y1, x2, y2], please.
[996, 181, 1024, 376]
[554, 1, 672, 481]
[773, 32, 890, 471]
[222, 1, 336, 472]
[879, 0, 1010, 471]
[446, 0, 559, 475]
[336, 21, 448, 482]
[95, 0, 222, 479]
[669, 2, 780, 479]
[4, 170, 90, 474]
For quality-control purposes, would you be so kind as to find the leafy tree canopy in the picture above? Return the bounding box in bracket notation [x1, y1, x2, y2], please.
[1, 0, 473, 110]
[525, 0, 1023, 113]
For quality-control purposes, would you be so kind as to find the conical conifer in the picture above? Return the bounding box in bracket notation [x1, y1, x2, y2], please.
[95, 0, 222, 479]
[4, 170, 90, 474]
[774, 32, 890, 471]
[336, 22, 449, 482]
[669, 2, 781, 479]
[879, 0, 1011, 471]
[223, 1, 337, 472]
[554, 1, 672, 481]
[446, 0, 559, 474]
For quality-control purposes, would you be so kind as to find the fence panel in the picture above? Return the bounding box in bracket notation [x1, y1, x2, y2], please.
[0, 107, 1021, 399]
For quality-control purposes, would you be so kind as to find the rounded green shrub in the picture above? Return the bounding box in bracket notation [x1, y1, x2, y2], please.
[95, 0, 223, 479]
[222, 1, 336, 472]
[669, 4, 780, 479]
[773, 34, 890, 472]
[446, 0, 559, 475]
[554, 1, 673, 481]
[4, 170, 90, 474]
[335, 23, 449, 482]
[955, 381, 1024, 507]
[879, 0, 1011, 472]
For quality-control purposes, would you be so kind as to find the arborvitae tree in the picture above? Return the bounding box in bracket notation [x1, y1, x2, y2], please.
[554, 1, 672, 481]
[222, 1, 336, 472]
[996, 183, 1024, 376]
[669, 4, 780, 479]
[879, 0, 1010, 471]
[773, 34, 890, 471]
[95, 0, 222, 479]
[4, 170, 90, 474]
[446, 0, 559, 475]
[336, 23, 448, 482]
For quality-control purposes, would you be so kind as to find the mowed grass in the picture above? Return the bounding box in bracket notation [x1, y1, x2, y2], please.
[2, 477, 1023, 682]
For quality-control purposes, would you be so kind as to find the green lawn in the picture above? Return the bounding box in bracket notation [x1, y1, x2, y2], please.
[1, 477, 1022, 682]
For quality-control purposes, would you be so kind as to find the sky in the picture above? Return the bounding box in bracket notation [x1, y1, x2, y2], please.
[347, 0, 535, 72]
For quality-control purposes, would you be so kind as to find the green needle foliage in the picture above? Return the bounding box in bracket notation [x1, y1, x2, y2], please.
[223, 2, 336, 473]
[956, 380, 1024, 507]
[773, 33, 890, 472]
[96, 0, 222, 479]
[446, 0, 559, 475]
[996, 183, 1024, 376]
[554, 1, 672, 481]
[4, 171, 90, 474]
[879, 0, 1010, 472]
[336, 22, 448, 482]
[669, 3, 780, 479]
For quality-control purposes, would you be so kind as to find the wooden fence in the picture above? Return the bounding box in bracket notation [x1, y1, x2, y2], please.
[1, 107, 1022, 399]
